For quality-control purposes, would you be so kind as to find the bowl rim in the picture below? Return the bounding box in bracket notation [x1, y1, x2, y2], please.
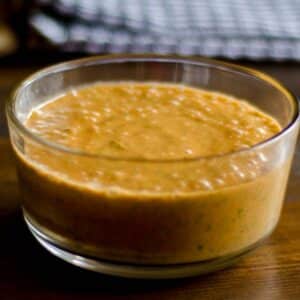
[6, 54, 300, 163]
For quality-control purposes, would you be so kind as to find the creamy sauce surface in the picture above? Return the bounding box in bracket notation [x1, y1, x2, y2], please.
[26, 82, 281, 160]
[18, 82, 287, 264]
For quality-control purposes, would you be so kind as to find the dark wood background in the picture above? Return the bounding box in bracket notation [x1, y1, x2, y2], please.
[0, 53, 300, 300]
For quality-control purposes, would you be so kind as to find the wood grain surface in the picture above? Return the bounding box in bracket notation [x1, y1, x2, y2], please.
[0, 57, 300, 300]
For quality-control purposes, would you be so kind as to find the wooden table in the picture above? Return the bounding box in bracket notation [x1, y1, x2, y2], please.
[1, 55, 300, 300]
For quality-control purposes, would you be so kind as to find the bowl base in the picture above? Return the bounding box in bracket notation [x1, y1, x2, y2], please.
[25, 216, 264, 279]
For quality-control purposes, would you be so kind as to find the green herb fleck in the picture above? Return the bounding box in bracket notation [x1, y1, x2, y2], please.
[109, 140, 125, 150]
[61, 128, 72, 134]
[238, 208, 244, 217]
[197, 245, 204, 251]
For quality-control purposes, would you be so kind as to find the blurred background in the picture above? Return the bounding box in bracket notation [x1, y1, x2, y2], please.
[0, 0, 299, 106]
[1, 0, 300, 60]
[0, 0, 299, 129]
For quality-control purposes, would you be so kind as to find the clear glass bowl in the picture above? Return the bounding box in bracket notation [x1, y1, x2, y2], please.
[6, 55, 299, 279]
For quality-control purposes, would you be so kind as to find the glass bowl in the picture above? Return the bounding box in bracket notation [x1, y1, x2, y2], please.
[6, 55, 299, 279]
